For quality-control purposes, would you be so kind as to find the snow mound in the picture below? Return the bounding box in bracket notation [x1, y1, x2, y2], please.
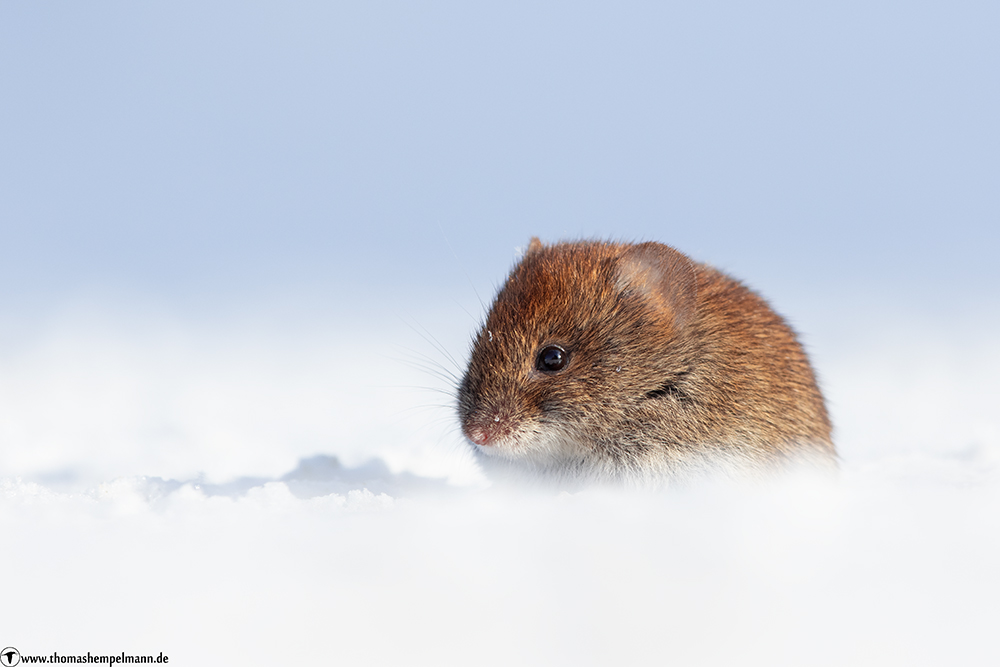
[2, 452, 999, 667]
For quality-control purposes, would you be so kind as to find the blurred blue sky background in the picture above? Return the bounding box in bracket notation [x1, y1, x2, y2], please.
[1, 0, 997, 324]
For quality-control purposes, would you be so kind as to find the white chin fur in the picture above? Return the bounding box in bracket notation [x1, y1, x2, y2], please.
[468, 427, 639, 488]
[471, 426, 583, 466]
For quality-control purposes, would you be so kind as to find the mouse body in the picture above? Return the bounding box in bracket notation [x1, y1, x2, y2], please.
[457, 238, 835, 486]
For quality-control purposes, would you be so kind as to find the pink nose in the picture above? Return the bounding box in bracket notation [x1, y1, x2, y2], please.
[467, 427, 490, 446]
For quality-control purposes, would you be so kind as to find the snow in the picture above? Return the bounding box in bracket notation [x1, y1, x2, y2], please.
[1, 304, 998, 666]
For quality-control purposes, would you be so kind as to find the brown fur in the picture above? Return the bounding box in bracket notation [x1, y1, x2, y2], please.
[457, 239, 835, 486]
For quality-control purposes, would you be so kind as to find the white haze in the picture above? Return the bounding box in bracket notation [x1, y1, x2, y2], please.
[1, 300, 998, 666]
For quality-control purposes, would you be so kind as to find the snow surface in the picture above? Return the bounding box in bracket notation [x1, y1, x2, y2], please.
[1, 304, 999, 666]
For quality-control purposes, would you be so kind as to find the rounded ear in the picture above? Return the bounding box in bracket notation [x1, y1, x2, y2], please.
[524, 236, 544, 257]
[615, 242, 698, 330]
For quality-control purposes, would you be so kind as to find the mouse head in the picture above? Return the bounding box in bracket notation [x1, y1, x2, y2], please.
[458, 238, 698, 464]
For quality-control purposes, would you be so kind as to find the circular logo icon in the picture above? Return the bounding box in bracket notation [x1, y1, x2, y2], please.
[0, 648, 20, 667]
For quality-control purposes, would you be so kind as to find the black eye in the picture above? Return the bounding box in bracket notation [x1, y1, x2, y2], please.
[536, 345, 568, 372]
